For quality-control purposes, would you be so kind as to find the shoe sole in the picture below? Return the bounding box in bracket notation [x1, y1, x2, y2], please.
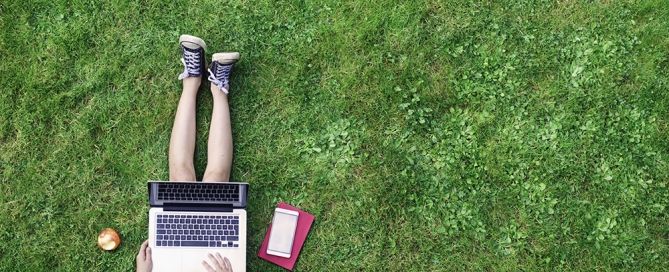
[179, 35, 206, 51]
[212, 52, 240, 65]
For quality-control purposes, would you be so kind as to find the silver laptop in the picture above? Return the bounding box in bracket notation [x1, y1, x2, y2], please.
[147, 181, 249, 272]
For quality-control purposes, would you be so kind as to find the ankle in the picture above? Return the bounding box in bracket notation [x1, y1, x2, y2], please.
[183, 76, 201, 89]
[210, 83, 229, 95]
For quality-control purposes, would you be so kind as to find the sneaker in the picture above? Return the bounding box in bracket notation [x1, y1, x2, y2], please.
[178, 35, 207, 80]
[208, 52, 240, 94]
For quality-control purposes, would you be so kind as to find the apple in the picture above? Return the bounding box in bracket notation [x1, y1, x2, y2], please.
[98, 228, 121, 250]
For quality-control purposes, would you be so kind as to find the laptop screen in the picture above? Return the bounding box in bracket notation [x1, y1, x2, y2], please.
[148, 181, 248, 208]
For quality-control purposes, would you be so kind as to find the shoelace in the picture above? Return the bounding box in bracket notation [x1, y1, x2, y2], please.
[208, 63, 234, 94]
[178, 49, 201, 80]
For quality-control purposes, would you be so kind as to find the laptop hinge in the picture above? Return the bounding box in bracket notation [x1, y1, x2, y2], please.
[162, 203, 234, 212]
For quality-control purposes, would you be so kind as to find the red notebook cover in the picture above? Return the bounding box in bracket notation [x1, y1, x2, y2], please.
[257, 202, 315, 270]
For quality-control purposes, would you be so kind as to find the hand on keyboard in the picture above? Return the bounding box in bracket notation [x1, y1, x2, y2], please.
[202, 252, 233, 272]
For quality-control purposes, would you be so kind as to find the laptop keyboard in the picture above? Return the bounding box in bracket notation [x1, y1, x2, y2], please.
[157, 183, 240, 202]
[155, 214, 240, 248]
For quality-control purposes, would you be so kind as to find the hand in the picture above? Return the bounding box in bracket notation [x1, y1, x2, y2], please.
[202, 252, 233, 272]
[136, 240, 153, 272]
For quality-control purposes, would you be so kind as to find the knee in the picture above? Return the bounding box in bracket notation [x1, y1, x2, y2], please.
[203, 169, 230, 182]
[170, 162, 196, 181]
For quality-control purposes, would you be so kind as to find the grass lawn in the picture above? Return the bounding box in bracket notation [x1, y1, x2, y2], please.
[1, 0, 668, 270]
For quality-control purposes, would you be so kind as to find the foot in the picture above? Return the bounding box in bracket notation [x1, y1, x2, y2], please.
[208, 52, 240, 94]
[178, 35, 207, 80]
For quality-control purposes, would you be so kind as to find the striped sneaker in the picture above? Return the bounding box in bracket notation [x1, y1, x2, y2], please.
[178, 35, 207, 80]
[208, 52, 240, 94]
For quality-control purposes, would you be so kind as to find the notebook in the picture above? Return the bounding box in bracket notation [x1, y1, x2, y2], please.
[257, 202, 315, 270]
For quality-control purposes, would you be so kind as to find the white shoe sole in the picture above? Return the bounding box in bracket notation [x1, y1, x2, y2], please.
[179, 35, 206, 51]
[212, 52, 240, 65]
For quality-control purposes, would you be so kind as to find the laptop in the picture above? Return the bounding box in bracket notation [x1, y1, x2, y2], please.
[147, 181, 249, 272]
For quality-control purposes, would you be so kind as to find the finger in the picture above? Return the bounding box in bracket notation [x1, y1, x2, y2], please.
[145, 245, 152, 262]
[224, 257, 232, 271]
[202, 260, 216, 272]
[137, 240, 149, 260]
[215, 252, 225, 268]
[209, 253, 224, 270]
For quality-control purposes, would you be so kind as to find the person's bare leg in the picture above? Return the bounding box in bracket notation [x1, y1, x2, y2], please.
[169, 34, 207, 181]
[202, 82, 233, 182]
[168, 76, 200, 181]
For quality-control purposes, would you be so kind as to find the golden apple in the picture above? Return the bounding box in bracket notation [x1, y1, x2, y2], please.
[98, 228, 121, 250]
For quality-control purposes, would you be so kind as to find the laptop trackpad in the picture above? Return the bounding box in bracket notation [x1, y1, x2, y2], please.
[181, 251, 211, 272]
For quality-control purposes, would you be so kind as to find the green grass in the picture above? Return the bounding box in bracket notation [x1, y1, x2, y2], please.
[1, 0, 668, 271]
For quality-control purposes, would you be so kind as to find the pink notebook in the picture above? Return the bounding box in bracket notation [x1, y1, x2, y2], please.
[257, 202, 315, 270]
